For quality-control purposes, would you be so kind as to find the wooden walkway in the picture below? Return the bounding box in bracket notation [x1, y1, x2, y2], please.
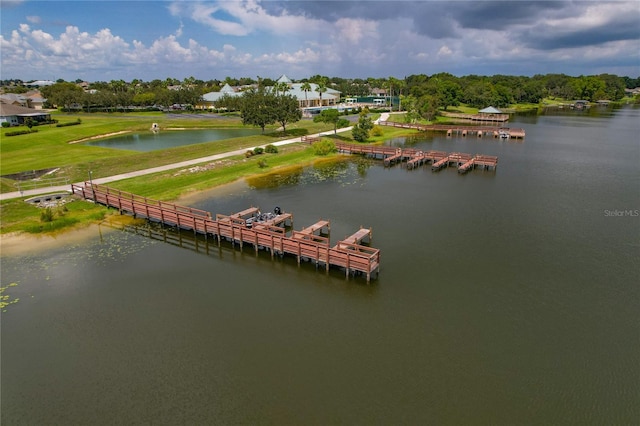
[71, 183, 380, 282]
[301, 138, 498, 173]
[439, 111, 510, 122]
[378, 120, 525, 139]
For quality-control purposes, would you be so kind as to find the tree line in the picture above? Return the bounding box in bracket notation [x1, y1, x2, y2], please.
[2, 73, 637, 115]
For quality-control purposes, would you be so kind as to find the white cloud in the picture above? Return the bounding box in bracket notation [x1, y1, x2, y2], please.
[26, 15, 40, 24]
[437, 45, 452, 57]
[334, 18, 379, 45]
[169, 0, 324, 37]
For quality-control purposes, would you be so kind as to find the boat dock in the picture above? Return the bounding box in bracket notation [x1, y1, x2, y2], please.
[378, 121, 525, 139]
[71, 183, 380, 282]
[301, 139, 498, 173]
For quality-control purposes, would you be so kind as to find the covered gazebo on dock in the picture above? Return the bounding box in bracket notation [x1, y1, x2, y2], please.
[477, 106, 509, 122]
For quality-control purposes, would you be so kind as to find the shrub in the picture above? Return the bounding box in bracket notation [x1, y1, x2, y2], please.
[312, 139, 337, 156]
[352, 126, 369, 142]
[1, 122, 10, 128]
[56, 121, 82, 128]
[245, 150, 254, 158]
[371, 125, 384, 136]
[258, 159, 268, 168]
[40, 207, 54, 222]
[253, 147, 264, 155]
[264, 144, 278, 154]
[5, 129, 38, 136]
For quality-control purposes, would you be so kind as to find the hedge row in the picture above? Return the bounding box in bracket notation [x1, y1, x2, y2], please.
[56, 121, 82, 128]
[5, 129, 38, 136]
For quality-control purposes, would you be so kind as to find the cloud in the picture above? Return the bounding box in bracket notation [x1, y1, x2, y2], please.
[1, 0, 638, 81]
[169, 0, 324, 36]
[518, 2, 640, 49]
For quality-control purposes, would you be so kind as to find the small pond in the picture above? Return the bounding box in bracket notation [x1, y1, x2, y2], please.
[86, 128, 263, 151]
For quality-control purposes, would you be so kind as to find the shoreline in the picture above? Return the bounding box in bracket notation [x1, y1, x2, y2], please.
[0, 178, 248, 256]
[68, 130, 131, 144]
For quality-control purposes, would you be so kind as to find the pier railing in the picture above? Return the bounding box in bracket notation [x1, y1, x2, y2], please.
[71, 182, 380, 281]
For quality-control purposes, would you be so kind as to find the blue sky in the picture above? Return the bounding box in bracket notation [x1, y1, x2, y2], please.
[1, 0, 639, 82]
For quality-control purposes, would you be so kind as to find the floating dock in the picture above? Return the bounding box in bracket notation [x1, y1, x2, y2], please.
[71, 183, 380, 282]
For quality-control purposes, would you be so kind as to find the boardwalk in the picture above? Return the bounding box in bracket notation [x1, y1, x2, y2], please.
[71, 183, 380, 282]
[378, 120, 525, 139]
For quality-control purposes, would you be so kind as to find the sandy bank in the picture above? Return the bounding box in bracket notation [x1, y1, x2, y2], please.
[68, 130, 131, 144]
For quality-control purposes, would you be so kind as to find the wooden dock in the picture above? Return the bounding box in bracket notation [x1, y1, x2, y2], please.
[378, 121, 525, 139]
[439, 111, 510, 122]
[300, 139, 498, 173]
[71, 183, 380, 282]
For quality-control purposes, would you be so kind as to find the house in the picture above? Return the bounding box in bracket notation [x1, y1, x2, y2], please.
[24, 80, 55, 87]
[0, 93, 29, 108]
[198, 74, 341, 110]
[0, 102, 51, 126]
[26, 90, 48, 110]
[200, 83, 243, 109]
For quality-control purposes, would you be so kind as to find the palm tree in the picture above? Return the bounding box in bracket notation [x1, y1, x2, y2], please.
[300, 82, 312, 108]
[275, 82, 289, 96]
[315, 79, 327, 107]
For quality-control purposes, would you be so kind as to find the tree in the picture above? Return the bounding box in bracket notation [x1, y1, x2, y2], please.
[352, 108, 373, 142]
[300, 82, 312, 107]
[240, 88, 277, 133]
[436, 79, 461, 110]
[41, 82, 83, 110]
[273, 82, 290, 96]
[273, 93, 302, 133]
[315, 78, 328, 107]
[313, 108, 341, 133]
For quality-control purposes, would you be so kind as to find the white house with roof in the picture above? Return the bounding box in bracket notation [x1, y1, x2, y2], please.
[199, 75, 341, 110]
[272, 74, 341, 108]
[200, 83, 243, 108]
[0, 103, 51, 126]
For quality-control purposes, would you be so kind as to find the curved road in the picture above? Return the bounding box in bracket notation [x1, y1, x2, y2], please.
[1, 113, 389, 201]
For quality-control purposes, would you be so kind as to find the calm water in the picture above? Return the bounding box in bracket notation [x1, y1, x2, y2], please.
[2, 106, 639, 425]
[86, 128, 263, 151]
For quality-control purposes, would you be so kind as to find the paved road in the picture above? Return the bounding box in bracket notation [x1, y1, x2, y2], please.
[1, 113, 389, 201]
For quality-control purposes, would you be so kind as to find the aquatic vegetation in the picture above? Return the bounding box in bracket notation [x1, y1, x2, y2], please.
[0, 282, 20, 311]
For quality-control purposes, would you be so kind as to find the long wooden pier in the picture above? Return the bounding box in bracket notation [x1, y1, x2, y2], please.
[378, 120, 525, 139]
[71, 183, 380, 282]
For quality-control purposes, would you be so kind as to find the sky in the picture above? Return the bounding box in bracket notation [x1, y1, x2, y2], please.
[1, 0, 639, 82]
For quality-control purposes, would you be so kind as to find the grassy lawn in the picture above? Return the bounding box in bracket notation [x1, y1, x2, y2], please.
[0, 112, 334, 189]
[2, 110, 416, 235]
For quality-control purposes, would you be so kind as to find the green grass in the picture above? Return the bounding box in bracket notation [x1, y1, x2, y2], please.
[110, 144, 318, 200]
[1, 197, 109, 234]
[1, 111, 422, 235]
[1, 112, 333, 190]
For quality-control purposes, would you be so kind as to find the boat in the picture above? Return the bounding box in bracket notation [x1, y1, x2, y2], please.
[245, 207, 282, 228]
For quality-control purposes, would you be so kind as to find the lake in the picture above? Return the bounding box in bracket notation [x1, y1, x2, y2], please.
[1, 106, 639, 425]
[86, 128, 263, 151]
